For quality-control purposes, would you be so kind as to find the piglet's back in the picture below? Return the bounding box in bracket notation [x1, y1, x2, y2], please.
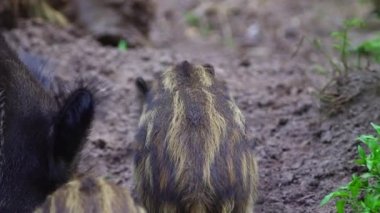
[135, 61, 258, 213]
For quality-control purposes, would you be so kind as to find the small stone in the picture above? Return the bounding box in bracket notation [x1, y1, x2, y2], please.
[321, 131, 333, 144]
[281, 172, 294, 185]
[239, 59, 251, 67]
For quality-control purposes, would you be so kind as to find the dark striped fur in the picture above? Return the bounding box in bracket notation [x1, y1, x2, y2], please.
[135, 61, 258, 213]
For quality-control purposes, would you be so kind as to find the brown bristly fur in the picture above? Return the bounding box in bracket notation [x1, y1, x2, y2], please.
[34, 177, 145, 213]
[134, 61, 258, 213]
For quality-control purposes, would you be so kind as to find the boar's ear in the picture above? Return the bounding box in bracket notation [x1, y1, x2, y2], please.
[50, 88, 94, 179]
[136, 77, 150, 95]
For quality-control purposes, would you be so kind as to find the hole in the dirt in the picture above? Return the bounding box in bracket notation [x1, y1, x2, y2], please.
[94, 139, 107, 149]
[239, 59, 251, 67]
[313, 130, 323, 139]
[293, 104, 311, 116]
[97, 35, 135, 48]
[270, 128, 277, 136]
[278, 118, 288, 127]
[97, 35, 120, 47]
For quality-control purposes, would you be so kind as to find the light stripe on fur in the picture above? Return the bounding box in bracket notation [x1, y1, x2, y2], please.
[162, 69, 176, 92]
[201, 89, 226, 186]
[35, 177, 145, 213]
[228, 99, 245, 131]
[166, 91, 187, 182]
[195, 66, 212, 87]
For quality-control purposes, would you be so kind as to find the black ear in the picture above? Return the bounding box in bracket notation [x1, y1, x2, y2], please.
[136, 77, 149, 95]
[202, 63, 215, 76]
[50, 88, 94, 176]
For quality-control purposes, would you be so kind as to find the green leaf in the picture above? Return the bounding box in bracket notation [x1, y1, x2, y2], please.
[367, 159, 374, 171]
[355, 37, 380, 63]
[321, 192, 336, 206]
[365, 140, 379, 154]
[357, 135, 377, 144]
[348, 175, 363, 198]
[331, 31, 343, 38]
[360, 173, 373, 179]
[118, 40, 128, 51]
[184, 11, 200, 27]
[336, 200, 345, 213]
[358, 145, 366, 161]
[356, 159, 366, 165]
[371, 123, 380, 135]
[344, 18, 366, 29]
[321, 190, 351, 206]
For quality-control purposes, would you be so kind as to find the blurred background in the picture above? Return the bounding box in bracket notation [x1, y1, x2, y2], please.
[1, 0, 376, 52]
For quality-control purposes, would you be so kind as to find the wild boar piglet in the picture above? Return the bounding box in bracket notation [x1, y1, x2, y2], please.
[135, 61, 258, 213]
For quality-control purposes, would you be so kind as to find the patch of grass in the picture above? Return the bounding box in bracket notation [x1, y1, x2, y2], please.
[321, 123, 380, 212]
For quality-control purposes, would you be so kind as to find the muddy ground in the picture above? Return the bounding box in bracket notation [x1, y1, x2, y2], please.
[4, 0, 380, 212]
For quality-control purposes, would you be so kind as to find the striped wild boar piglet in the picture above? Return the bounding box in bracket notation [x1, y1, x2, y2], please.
[35, 176, 145, 213]
[0, 35, 94, 212]
[135, 61, 258, 213]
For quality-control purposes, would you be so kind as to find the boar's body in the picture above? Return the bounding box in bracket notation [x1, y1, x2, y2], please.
[0, 35, 59, 212]
[0, 35, 95, 212]
[135, 61, 258, 213]
[35, 177, 145, 213]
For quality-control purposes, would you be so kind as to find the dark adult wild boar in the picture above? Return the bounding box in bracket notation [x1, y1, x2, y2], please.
[135, 61, 258, 213]
[0, 35, 94, 212]
[35, 177, 146, 213]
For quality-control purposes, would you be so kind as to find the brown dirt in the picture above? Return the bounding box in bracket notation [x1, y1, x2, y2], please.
[4, 0, 380, 212]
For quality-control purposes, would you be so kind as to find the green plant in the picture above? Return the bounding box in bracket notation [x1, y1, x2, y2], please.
[321, 123, 380, 212]
[331, 18, 365, 75]
[311, 18, 365, 80]
[310, 18, 366, 115]
[184, 11, 201, 28]
[118, 40, 128, 51]
[355, 36, 380, 63]
[184, 11, 211, 37]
